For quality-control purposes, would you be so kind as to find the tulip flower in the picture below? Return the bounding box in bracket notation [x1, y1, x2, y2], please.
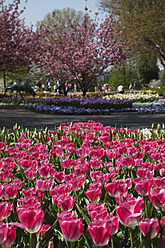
[88, 220, 112, 246]
[0, 222, 8, 244]
[3, 183, 19, 199]
[85, 187, 102, 203]
[54, 171, 65, 183]
[0, 202, 13, 221]
[139, 218, 159, 239]
[148, 188, 165, 211]
[54, 194, 75, 211]
[36, 179, 54, 192]
[24, 169, 37, 180]
[1, 225, 16, 247]
[37, 224, 51, 239]
[57, 211, 77, 224]
[59, 216, 84, 242]
[11, 204, 45, 233]
[115, 200, 143, 228]
[134, 178, 151, 196]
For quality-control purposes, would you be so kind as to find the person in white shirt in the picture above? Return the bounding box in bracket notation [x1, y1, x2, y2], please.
[117, 85, 124, 93]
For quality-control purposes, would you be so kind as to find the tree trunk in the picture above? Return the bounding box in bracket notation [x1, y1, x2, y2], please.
[3, 70, 6, 89]
[82, 90, 87, 97]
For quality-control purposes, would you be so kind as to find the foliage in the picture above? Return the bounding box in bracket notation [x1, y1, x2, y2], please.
[36, 7, 84, 32]
[99, 0, 165, 70]
[157, 87, 165, 97]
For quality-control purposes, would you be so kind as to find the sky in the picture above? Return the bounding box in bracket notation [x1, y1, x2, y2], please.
[4, 0, 106, 28]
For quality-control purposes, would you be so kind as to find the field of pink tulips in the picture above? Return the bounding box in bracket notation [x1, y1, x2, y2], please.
[1, 121, 165, 247]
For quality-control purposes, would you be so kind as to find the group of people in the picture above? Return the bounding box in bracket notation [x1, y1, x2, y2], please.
[36, 80, 77, 95]
[117, 81, 137, 94]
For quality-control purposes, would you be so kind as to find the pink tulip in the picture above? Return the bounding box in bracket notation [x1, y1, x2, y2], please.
[0, 170, 15, 183]
[24, 169, 37, 180]
[61, 159, 76, 169]
[54, 194, 75, 211]
[148, 188, 165, 211]
[105, 180, 128, 197]
[0, 202, 13, 221]
[22, 187, 37, 197]
[1, 225, 16, 247]
[0, 222, 8, 244]
[50, 183, 73, 196]
[153, 177, 165, 188]
[76, 147, 89, 157]
[88, 220, 112, 246]
[104, 213, 119, 235]
[57, 211, 77, 224]
[85, 187, 102, 203]
[37, 224, 51, 239]
[11, 204, 45, 233]
[134, 178, 151, 196]
[38, 165, 54, 179]
[54, 171, 65, 183]
[115, 193, 134, 204]
[3, 183, 19, 200]
[139, 218, 159, 239]
[115, 200, 143, 228]
[58, 216, 84, 242]
[36, 179, 54, 192]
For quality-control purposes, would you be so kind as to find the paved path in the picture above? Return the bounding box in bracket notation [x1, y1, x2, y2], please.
[0, 106, 165, 130]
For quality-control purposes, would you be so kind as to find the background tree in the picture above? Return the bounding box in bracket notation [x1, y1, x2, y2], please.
[36, 9, 130, 96]
[0, 0, 37, 89]
[36, 7, 84, 32]
[99, 0, 165, 83]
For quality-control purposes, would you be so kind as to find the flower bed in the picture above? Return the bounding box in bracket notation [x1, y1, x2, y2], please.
[104, 92, 159, 103]
[0, 122, 165, 247]
[0, 96, 132, 109]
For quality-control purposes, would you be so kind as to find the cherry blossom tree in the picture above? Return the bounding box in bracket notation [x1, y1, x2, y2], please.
[37, 7, 131, 96]
[0, 0, 36, 89]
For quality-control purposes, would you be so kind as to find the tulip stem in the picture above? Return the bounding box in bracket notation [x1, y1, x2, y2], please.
[129, 228, 133, 248]
[70, 242, 75, 248]
[29, 233, 37, 248]
[111, 236, 114, 248]
[151, 239, 154, 248]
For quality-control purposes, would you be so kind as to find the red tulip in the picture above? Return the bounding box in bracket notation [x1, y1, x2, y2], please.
[115, 200, 143, 228]
[88, 220, 112, 246]
[139, 218, 159, 239]
[1, 225, 16, 247]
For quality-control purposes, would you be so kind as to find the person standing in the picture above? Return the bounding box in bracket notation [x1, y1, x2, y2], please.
[117, 85, 124, 94]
